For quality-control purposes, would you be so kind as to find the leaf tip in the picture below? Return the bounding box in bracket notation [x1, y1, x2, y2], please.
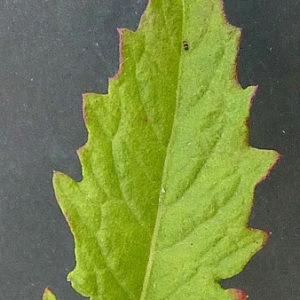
[42, 287, 57, 300]
[109, 27, 132, 81]
[52, 170, 68, 182]
[228, 288, 248, 300]
[256, 151, 281, 187]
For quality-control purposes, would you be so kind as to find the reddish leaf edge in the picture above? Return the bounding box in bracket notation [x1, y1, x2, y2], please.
[42, 286, 55, 298]
[222, 0, 281, 298]
[228, 288, 249, 300]
[43, 286, 51, 294]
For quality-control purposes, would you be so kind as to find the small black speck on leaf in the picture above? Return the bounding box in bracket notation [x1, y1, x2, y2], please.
[183, 40, 189, 50]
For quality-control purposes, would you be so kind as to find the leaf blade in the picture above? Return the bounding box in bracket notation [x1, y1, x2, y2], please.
[52, 0, 279, 299]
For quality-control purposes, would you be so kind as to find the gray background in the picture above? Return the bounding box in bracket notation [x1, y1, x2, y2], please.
[0, 0, 298, 299]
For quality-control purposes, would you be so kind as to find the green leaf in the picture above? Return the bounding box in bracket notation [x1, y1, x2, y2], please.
[52, 0, 279, 299]
[42, 287, 57, 300]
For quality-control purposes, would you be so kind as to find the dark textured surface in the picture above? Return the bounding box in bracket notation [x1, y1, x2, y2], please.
[0, 0, 298, 299]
